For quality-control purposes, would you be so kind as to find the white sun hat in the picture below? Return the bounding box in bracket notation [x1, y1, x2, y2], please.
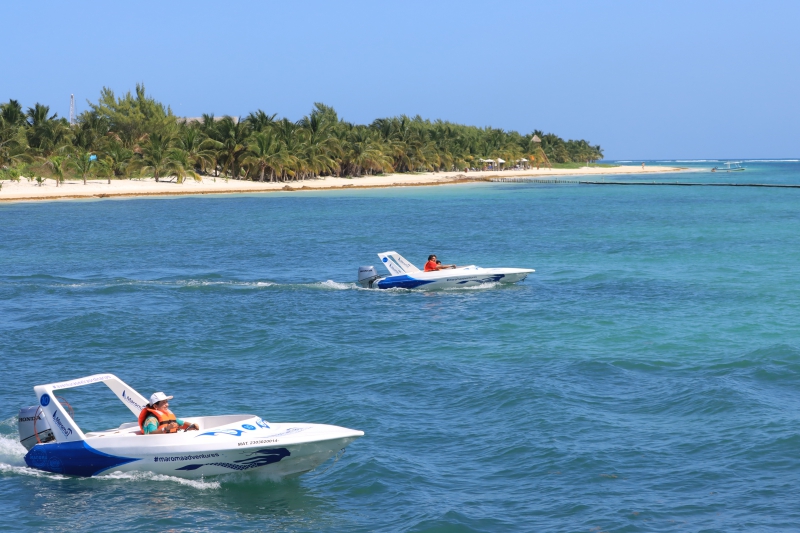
[149, 392, 174, 405]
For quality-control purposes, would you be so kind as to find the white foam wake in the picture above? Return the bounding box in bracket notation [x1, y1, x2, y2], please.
[0, 434, 70, 479]
[314, 280, 360, 290]
[100, 470, 220, 490]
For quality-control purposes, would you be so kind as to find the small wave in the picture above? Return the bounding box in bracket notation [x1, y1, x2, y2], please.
[0, 434, 26, 463]
[441, 281, 503, 291]
[181, 280, 275, 288]
[0, 462, 70, 479]
[101, 470, 220, 490]
[314, 280, 359, 290]
[0, 278, 277, 290]
[0, 434, 70, 479]
[742, 159, 799, 162]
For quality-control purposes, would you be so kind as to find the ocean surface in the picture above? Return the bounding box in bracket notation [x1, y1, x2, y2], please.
[1, 160, 799, 532]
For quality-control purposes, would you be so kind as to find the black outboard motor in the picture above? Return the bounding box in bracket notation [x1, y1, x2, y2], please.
[357, 266, 380, 288]
[18, 406, 55, 451]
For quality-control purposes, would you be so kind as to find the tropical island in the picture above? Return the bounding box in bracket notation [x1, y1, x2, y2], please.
[0, 85, 681, 201]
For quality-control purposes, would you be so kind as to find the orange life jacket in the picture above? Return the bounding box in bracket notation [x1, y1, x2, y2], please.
[138, 406, 177, 432]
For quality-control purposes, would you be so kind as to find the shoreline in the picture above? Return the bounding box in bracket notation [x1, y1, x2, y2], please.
[0, 166, 686, 203]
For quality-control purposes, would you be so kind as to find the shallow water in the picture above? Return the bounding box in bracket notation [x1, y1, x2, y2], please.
[2, 161, 799, 531]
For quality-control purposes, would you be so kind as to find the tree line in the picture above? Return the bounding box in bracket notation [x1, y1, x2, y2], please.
[0, 84, 604, 184]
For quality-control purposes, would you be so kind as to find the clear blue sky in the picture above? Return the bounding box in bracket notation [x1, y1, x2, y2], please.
[2, 1, 798, 159]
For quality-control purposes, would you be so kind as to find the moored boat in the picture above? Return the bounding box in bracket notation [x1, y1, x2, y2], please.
[711, 161, 746, 172]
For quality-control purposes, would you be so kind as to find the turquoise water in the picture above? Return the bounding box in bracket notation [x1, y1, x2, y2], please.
[1, 161, 799, 532]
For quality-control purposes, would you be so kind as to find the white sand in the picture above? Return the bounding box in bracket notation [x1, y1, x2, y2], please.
[0, 165, 685, 202]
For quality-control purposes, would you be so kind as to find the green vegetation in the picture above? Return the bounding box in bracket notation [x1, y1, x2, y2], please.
[1, 84, 605, 182]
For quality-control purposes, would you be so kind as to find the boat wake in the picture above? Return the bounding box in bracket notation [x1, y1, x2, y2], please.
[0, 275, 519, 294]
[101, 470, 220, 490]
[0, 433, 68, 480]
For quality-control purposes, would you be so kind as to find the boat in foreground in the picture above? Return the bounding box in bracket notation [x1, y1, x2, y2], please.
[18, 374, 363, 478]
[357, 251, 534, 290]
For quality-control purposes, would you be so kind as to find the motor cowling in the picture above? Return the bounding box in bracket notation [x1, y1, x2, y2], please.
[358, 265, 379, 288]
[18, 406, 55, 451]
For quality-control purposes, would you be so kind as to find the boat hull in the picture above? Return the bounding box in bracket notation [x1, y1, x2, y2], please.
[373, 267, 534, 290]
[24, 418, 363, 479]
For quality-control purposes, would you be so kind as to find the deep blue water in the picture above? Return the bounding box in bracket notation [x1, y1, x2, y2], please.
[1, 161, 800, 532]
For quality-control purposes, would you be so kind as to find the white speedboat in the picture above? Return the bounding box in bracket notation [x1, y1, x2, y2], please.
[357, 251, 534, 290]
[18, 374, 363, 478]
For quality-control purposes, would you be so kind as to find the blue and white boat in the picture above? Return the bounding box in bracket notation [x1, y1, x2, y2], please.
[357, 251, 534, 290]
[18, 374, 363, 478]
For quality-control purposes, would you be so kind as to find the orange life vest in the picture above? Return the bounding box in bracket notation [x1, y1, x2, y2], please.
[138, 406, 177, 432]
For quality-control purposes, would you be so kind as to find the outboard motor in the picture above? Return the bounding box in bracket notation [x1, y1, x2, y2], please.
[357, 265, 380, 288]
[18, 406, 55, 451]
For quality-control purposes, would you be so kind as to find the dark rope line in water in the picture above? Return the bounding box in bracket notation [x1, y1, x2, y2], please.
[580, 181, 800, 188]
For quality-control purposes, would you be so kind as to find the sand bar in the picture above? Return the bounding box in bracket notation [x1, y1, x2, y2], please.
[0, 165, 685, 202]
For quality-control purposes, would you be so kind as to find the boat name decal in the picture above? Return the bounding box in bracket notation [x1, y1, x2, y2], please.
[198, 429, 246, 437]
[120, 390, 144, 411]
[154, 453, 220, 462]
[51, 409, 73, 437]
[175, 447, 291, 472]
[51, 374, 112, 390]
[455, 274, 504, 284]
[261, 426, 309, 439]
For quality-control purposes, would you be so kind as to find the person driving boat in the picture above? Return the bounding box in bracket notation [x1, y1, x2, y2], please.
[424, 254, 456, 271]
[138, 392, 199, 434]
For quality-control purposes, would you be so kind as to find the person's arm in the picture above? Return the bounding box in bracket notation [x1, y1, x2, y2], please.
[176, 418, 199, 431]
[143, 416, 179, 434]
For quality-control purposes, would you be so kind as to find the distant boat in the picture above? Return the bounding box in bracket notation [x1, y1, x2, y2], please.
[711, 162, 745, 172]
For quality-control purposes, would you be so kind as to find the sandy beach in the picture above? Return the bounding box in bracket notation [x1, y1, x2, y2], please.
[0, 165, 685, 202]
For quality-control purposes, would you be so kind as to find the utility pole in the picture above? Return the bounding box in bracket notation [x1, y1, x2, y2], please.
[69, 94, 75, 125]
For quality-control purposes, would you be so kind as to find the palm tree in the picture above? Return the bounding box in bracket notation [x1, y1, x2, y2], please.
[131, 133, 173, 182]
[167, 148, 200, 183]
[177, 125, 216, 174]
[71, 152, 97, 185]
[103, 142, 133, 178]
[243, 131, 290, 182]
[43, 155, 68, 187]
[214, 117, 250, 179]
[245, 110, 277, 133]
[25, 104, 72, 156]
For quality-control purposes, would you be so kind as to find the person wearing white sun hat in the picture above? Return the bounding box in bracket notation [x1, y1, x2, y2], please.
[137, 391, 199, 435]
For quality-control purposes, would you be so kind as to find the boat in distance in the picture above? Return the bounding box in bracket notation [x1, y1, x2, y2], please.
[18, 374, 363, 479]
[711, 161, 746, 172]
[357, 251, 534, 290]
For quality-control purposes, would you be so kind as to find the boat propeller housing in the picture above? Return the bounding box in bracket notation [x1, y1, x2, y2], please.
[357, 265, 379, 288]
[18, 406, 55, 451]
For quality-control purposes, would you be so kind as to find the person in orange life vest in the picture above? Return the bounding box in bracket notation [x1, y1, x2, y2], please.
[139, 392, 199, 435]
[424, 254, 456, 272]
